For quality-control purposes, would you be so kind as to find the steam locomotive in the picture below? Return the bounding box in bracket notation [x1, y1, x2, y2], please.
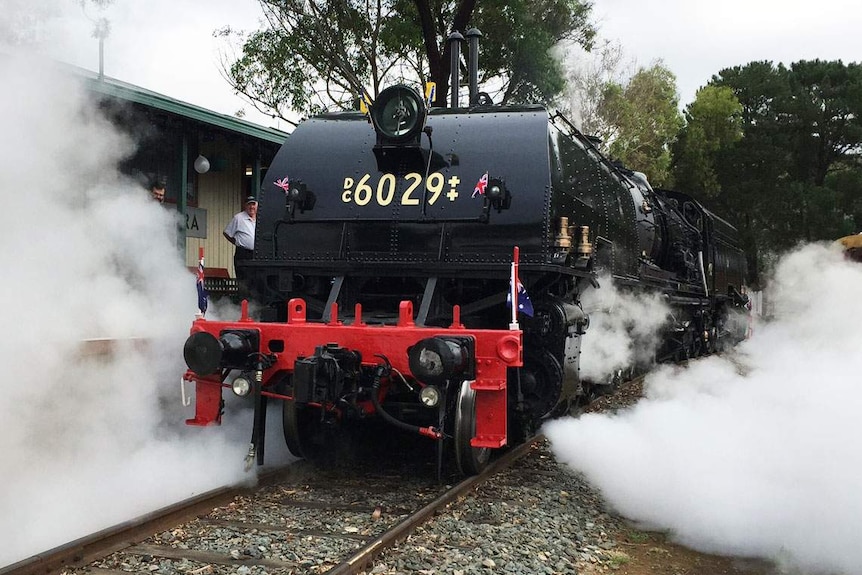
[181, 32, 748, 476]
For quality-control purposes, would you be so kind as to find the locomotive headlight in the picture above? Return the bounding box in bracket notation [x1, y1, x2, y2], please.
[231, 374, 252, 397]
[417, 348, 444, 377]
[419, 385, 441, 408]
[370, 85, 426, 145]
[408, 336, 474, 385]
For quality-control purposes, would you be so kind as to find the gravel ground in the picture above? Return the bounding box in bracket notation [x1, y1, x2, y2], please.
[358, 439, 625, 575]
[68, 377, 781, 575]
[359, 378, 781, 575]
[355, 378, 643, 575]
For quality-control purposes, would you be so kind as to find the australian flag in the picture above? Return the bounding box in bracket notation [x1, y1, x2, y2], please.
[507, 278, 534, 317]
[196, 254, 208, 315]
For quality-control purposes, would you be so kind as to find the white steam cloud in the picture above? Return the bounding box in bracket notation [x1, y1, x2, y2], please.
[546, 244, 862, 574]
[0, 53, 285, 567]
[579, 274, 669, 382]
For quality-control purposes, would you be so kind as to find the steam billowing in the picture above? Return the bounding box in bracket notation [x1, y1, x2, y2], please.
[579, 274, 669, 382]
[0, 52, 278, 568]
[546, 244, 862, 574]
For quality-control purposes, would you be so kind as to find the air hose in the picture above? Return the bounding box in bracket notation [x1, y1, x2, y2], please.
[369, 363, 441, 439]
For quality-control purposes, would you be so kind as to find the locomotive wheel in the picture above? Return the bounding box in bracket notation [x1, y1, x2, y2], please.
[692, 335, 704, 357]
[675, 329, 694, 362]
[454, 380, 490, 476]
[713, 325, 723, 353]
[521, 349, 564, 419]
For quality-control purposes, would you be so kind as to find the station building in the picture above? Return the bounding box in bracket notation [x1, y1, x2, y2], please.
[82, 70, 289, 293]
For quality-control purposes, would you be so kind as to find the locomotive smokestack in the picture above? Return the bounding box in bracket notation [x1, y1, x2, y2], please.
[466, 28, 482, 106]
[448, 31, 464, 108]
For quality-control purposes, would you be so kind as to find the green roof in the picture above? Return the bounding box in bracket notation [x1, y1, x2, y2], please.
[79, 69, 289, 145]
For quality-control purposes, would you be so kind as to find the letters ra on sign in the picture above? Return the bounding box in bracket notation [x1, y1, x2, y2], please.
[185, 206, 207, 239]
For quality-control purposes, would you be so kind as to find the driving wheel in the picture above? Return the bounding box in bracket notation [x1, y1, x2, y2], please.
[453, 380, 490, 476]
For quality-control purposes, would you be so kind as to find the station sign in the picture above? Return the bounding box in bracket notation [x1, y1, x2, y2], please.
[185, 206, 207, 239]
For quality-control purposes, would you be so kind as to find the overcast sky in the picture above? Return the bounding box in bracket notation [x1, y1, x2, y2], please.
[592, 0, 862, 105]
[34, 0, 862, 131]
[44, 0, 278, 127]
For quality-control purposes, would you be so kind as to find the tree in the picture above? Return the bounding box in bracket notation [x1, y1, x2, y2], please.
[596, 62, 683, 186]
[673, 60, 862, 285]
[784, 60, 862, 186]
[826, 162, 862, 235]
[461, 0, 594, 105]
[217, 0, 595, 123]
[216, 1, 398, 124]
[713, 61, 862, 245]
[557, 39, 633, 140]
[672, 85, 743, 199]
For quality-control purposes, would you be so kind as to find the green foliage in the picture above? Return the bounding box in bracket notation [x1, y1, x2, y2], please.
[827, 164, 862, 233]
[672, 85, 743, 198]
[219, 0, 595, 120]
[671, 59, 862, 284]
[468, 0, 595, 104]
[597, 62, 683, 186]
[717, 60, 862, 251]
[606, 551, 631, 567]
[217, 0, 402, 123]
[785, 60, 862, 185]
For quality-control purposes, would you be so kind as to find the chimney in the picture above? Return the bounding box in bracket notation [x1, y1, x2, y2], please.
[447, 31, 464, 108]
[466, 28, 482, 106]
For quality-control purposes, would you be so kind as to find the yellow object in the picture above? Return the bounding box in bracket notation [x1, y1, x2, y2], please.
[358, 91, 373, 115]
[836, 234, 862, 249]
[425, 82, 437, 106]
[835, 234, 862, 262]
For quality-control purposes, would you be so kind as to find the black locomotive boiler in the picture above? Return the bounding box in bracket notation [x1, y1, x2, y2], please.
[182, 33, 749, 476]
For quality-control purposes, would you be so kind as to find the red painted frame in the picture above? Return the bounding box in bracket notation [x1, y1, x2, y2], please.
[182, 298, 523, 449]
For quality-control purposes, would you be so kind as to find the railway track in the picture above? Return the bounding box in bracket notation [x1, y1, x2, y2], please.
[2, 436, 542, 575]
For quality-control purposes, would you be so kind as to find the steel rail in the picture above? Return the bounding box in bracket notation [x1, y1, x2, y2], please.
[0, 466, 305, 575]
[325, 434, 545, 575]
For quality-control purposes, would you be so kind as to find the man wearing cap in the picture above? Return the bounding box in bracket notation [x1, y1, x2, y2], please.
[223, 196, 258, 282]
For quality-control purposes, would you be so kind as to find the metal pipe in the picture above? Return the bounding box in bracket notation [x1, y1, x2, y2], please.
[369, 365, 440, 439]
[698, 251, 709, 297]
[466, 28, 482, 105]
[98, 37, 104, 79]
[447, 31, 464, 108]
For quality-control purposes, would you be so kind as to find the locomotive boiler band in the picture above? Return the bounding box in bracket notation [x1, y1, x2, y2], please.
[181, 31, 749, 477]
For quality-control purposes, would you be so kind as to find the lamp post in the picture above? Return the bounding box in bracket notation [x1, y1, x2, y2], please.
[92, 17, 110, 80]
